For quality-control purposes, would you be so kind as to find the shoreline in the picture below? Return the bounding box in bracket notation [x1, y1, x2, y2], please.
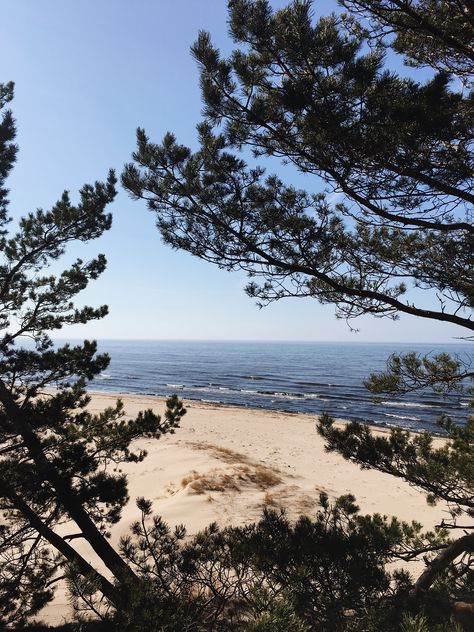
[84, 387, 432, 436]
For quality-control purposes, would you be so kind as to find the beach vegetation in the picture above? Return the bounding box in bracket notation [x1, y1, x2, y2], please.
[181, 462, 282, 494]
[400, 613, 464, 632]
[179, 443, 283, 495]
[113, 492, 427, 631]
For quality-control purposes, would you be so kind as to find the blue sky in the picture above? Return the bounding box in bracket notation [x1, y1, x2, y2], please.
[2, 0, 466, 343]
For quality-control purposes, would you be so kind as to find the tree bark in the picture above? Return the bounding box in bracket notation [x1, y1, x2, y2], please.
[412, 533, 474, 596]
[5, 486, 120, 606]
[0, 381, 138, 587]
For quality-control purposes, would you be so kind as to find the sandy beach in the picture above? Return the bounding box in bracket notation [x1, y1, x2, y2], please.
[43, 390, 447, 625]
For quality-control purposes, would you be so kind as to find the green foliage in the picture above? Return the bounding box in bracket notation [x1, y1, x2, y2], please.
[123, 0, 473, 331]
[317, 373, 474, 600]
[241, 591, 309, 632]
[2, 0, 473, 626]
[0, 84, 186, 625]
[341, 0, 474, 81]
[0, 526, 57, 627]
[112, 493, 447, 631]
[109, 577, 194, 632]
[400, 612, 464, 632]
[318, 412, 474, 516]
[365, 352, 474, 396]
[0, 81, 15, 230]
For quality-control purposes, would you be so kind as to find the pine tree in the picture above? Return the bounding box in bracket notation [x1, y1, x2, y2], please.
[122, 0, 473, 607]
[0, 83, 185, 626]
[340, 0, 474, 80]
[123, 1, 472, 331]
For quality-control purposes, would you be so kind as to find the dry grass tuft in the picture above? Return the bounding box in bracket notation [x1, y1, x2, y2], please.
[181, 469, 241, 494]
[263, 492, 278, 507]
[261, 487, 317, 516]
[295, 494, 317, 515]
[252, 464, 282, 488]
[180, 462, 282, 496]
[187, 442, 253, 466]
[182, 440, 318, 519]
[181, 441, 283, 495]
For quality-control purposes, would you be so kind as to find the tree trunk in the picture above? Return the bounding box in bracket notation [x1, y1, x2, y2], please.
[0, 381, 138, 587]
[413, 533, 474, 596]
[5, 486, 120, 606]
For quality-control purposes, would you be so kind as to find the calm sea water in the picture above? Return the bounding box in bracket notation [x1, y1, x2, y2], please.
[77, 340, 473, 433]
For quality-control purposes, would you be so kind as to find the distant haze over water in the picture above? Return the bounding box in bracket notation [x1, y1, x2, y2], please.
[77, 340, 470, 432]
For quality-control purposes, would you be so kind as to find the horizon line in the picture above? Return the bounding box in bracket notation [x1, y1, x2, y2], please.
[50, 337, 467, 345]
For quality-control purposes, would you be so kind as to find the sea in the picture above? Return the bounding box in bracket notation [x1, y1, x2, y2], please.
[78, 340, 473, 433]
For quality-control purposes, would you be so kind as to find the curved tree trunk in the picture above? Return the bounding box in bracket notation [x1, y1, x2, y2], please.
[5, 487, 120, 606]
[0, 381, 138, 588]
[412, 533, 474, 596]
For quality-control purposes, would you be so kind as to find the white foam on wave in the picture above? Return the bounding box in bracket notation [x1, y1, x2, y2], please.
[381, 400, 435, 409]
[97, 373, 112, 380]
[383, 413, 420, 422]
[303, 394, 330, 401]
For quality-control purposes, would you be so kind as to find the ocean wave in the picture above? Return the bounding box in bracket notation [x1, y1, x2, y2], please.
[296, 381, 341, 388]
[97, 373, 112, 380]
[381, 400, 436, 409]
[303, 393, 331, 401]
[258, 390, 304, 399]
[383, 413, 420, 422]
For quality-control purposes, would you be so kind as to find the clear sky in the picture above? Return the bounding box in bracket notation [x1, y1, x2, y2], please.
[1, 0, 466, 343]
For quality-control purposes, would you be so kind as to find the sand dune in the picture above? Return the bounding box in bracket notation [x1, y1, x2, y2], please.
[42, 391, 446, 625]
